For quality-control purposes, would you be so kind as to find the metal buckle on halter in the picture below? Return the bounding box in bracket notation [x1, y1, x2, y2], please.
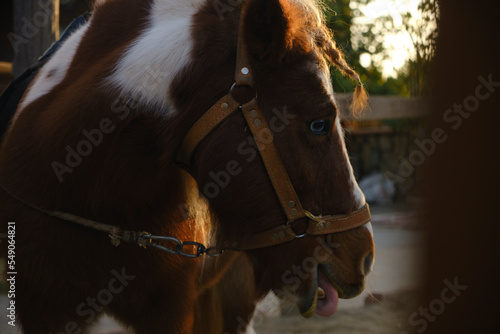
[304, 211, 331, 232]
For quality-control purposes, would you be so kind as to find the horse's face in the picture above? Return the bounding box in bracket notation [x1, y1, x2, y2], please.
[174, 0, 374, 317]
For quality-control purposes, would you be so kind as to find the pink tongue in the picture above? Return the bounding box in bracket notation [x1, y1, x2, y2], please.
[316, 272, 339, 317]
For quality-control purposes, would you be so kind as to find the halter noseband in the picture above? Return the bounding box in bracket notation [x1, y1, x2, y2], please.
[175, 3, 371, 251]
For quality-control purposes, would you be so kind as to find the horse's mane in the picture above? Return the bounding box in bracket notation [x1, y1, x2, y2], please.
[283, 0, 368, 114]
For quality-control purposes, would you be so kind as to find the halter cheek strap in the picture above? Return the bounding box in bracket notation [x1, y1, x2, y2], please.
[175, 94, 241, 168]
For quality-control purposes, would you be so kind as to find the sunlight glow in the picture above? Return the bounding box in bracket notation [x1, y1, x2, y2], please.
[351, 0, 423, 77]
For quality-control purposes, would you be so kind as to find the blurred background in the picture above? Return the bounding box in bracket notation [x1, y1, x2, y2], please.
[3, 1, 497, 334]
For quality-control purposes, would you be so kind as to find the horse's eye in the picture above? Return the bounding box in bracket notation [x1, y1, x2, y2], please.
[309, 120, 329, 135]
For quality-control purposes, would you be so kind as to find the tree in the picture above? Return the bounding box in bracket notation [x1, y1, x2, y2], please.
[402, 0, 439, 96]
[325, 0, 408, 95]
[351, 0, 439, 96]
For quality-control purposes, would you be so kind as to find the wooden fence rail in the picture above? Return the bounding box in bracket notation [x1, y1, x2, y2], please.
[337, 94, 429, 121]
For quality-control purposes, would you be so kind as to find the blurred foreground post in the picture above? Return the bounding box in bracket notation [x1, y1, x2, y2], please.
[12, 0, 59, 77]
[426, 0, 500, 333]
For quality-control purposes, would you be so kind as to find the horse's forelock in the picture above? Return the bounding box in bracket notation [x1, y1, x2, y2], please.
[283, 0, 368, 114]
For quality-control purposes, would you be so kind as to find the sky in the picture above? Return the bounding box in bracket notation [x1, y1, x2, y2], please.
[351, 0, 423, 77]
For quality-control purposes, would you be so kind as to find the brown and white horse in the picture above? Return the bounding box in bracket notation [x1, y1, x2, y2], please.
[0, 0, 374, 333]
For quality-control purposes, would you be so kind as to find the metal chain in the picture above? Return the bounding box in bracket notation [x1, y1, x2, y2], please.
[140, 234, 223, 258]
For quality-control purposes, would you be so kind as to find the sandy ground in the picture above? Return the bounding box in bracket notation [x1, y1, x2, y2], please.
[0, 207, 426, 334]
[256, 289, 421, 334]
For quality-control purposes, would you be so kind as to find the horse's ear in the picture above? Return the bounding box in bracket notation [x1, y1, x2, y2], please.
[244, 0, 289, 64]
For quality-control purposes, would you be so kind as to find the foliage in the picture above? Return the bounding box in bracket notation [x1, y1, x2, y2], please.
[402, 0, 439, 96]
[324, 0, 439, 96]
[325, 0, 405, 95]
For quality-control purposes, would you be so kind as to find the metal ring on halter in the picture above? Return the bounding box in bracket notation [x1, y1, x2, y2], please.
[285, 220, 308, 239]
[229, 82, 258, 100]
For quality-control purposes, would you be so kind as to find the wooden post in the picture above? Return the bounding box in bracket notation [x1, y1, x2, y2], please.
[11, 0, 59, 77]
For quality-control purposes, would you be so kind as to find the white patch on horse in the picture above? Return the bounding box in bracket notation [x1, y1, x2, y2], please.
[334, 117, 366, 206]
[364, 221, 374, 237]
[316, 65, 367, 209]
[332, 111, 372, 234]
[106, 0, 205, 114]
[17, 22, 90, 113]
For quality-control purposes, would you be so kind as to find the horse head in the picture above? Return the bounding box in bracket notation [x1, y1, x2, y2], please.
[170, 0, 375, 317]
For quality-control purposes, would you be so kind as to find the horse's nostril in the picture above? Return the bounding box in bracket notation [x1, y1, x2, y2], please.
[363, 252, 374, 275]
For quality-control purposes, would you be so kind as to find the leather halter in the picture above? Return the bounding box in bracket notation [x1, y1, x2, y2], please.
[0, 3, 370, 257]
[175, 3, 371, 251]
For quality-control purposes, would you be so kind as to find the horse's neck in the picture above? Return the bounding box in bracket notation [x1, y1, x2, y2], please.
[0, 0, 217, 237]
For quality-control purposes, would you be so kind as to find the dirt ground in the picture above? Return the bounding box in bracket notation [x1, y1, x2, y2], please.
[85, 289, 422, 334]
[64, 289, 422, 334]
[255, 289, 421, 334]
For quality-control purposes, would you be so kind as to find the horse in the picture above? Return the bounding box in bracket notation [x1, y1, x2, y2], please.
[0, 0, 375, 333]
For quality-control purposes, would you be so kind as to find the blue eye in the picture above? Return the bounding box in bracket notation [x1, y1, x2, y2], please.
[309, 120, 329, 135]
